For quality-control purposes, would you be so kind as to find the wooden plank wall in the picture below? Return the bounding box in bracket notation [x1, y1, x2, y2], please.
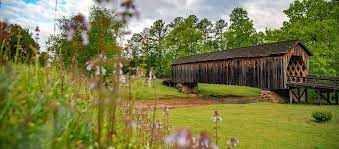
[172, 56, 286, 90]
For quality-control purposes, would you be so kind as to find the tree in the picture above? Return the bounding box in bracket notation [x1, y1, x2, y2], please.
[212, 19, 227, 51]
[265, 0, 338, 76]
[224, 7, 259, 49]
[197, 18, 213, 44]
[164, 15, 204, 57]
[0, 22, 39, 63]
[47, 6, 124, 69]
[127, 33, 143, 69]
[147, 20, 169, 76]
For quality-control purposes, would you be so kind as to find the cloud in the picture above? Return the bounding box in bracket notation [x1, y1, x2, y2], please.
[0, 0, 292, 49]
[241, 0, 293, 31]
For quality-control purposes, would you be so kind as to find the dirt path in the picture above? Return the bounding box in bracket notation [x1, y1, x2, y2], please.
[135, 95, 259, 109]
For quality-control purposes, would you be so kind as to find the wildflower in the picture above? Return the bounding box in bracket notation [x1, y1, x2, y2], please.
[164, 132, 178, 145]
[177, 129, 193, 148]
[211, 111, 222, 122]
[135, 107, 142, 117]
[81, 31, 89, 45]
[148, 67, 156, 87]
[212, 144, 219, 149]
[66, 26, 75, 41]
[149, 67, 156, 80]
[126, 117, 137, 129]
[227, 137, 239, 147]
[95, 66, 106, 76]
[198, 132, 211, 148]
[86, 61, 93, 71]
[66, 14, 91, 45]
[164, 129, 193, 148]
[192, 136, 198, 144]
[162, 105, 169, 117]
[154, 120, 161, 128]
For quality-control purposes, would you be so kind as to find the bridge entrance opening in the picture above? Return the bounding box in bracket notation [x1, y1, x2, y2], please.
[287, 56, 307, 78]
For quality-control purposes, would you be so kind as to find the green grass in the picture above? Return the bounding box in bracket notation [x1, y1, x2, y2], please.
[129, 80, 188, 100]
[169, 103, 339, 148]
[129, 81, 262, 100]
[198, 83, 261, 97]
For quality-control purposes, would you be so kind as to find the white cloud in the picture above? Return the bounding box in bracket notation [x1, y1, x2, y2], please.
[241, 0, 293, 31]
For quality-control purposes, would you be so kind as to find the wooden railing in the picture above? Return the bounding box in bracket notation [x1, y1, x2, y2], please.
[287, 75, 339, 90]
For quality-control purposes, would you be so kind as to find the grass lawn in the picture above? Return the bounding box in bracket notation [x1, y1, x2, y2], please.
[128, 80, 262, 100]
[127, 80, 188, 100]
[168, 103, 339, 148]
[198, 83, 261, 97]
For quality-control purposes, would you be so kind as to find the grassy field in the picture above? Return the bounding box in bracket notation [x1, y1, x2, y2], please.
[198, 83, 261, 97]
[169, 103, 339, 148]
[127, 80, 188, 100]
[128, 80, 261, 100]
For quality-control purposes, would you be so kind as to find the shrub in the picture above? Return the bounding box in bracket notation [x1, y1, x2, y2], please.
[312, 111, 332, 122]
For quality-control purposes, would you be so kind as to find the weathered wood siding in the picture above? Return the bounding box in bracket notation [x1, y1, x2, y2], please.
[171, 43, 310, 90]
[172, 56, 285, 89]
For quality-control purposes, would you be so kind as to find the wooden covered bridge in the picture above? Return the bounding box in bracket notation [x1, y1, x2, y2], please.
[171, 40, 338, 104]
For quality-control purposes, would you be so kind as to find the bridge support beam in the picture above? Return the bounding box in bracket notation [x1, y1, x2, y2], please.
[305, 88, 308, 103]
[315, 89, 332, 105]
[289, 87, 307, 103]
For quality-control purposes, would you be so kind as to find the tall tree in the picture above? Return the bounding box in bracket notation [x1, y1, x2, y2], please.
[224, 7, 259, 49]
[164, 15, 204, 57]
[197, 18, 213, 44]
[147, 20, 169, 76]
[212, 19, 227, 51]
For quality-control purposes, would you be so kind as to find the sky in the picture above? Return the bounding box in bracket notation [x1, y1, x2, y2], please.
[0, 0, 293, 49]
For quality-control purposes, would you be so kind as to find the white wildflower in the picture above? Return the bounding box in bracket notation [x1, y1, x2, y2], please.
[227, 137, 239, 147]
[211, 111, 222, 122]
[81, 31, 89, 45]
[164, 132, 178, 145]
[95, 66, 100, 75]
[86, 61, 93, 71]
[67, 28, 75, 41]
[101, 67, 106, 75]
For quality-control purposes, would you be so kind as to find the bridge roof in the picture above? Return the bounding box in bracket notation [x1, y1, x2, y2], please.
[173, 40, 312, 65]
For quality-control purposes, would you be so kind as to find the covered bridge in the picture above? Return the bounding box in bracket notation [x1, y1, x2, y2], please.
[171, 40, 313, 90]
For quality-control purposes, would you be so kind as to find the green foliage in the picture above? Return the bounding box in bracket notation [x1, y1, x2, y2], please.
[0, 22, 39, 64]
[164, 15, 204, 57]
[224, 7, 262, 49]
[312, 111, 332, 122]
[0, 64, 176, 148]
[212, 19, 228, 51]
[47, 6, 123, 69]
[0, 65, 95, 148]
